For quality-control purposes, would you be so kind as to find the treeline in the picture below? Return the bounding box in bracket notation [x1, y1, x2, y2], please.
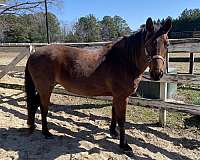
[0, 12, 60, 43]
[172, 8, 200, 32]
[1, 8, 200, 43]
[139, 8, 200, 38]
[169, 8, 200, 38]
[65, 14, 132, 42]
[0, 13, 132, 43]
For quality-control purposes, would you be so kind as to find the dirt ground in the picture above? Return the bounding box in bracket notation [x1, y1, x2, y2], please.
[0, 87, 200, 160]
[0, 50, 200, 160]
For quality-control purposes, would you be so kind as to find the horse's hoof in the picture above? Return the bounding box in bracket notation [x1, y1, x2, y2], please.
[28, 124, 36, 133]
[42, 131, 53, 139]
[120, 143, 132, 153]
[45, 135, 54, 139]
[110, 129, 119, 139]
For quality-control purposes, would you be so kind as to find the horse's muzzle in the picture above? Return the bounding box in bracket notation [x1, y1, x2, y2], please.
[150, 70, 163, 81]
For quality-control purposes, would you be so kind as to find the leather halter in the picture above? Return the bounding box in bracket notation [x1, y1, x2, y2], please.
[145, 48, 165, 64]
[150, 55, 165, 63]
[145, 32, 165, 64]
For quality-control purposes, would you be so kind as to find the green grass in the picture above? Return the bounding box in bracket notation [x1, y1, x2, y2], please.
[177, 86, 200, 105]
[88, 99, 195, 129]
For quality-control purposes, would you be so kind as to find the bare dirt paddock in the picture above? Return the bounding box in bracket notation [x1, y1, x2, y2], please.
[0, 50, 200, 159]
[0, 87, 200, 160]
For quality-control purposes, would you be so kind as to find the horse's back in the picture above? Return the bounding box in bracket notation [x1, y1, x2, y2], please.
[26, 44, 113, 96]
[27, 44, 110, 84]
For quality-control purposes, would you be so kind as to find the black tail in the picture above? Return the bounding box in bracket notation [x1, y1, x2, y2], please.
[25, 63, 40, 127]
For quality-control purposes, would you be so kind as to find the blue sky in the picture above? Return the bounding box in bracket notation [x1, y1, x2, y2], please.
[52, 0, 200, 30]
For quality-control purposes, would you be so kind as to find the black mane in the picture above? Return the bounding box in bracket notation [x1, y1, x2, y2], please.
[105, 29, 146, 74]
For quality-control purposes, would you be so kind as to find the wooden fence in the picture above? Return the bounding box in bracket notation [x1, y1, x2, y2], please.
[169, 31, 200, 39]
[0, 38, 200, 127]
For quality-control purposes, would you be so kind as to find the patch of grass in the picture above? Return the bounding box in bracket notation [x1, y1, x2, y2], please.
[126, 105, 159, 124]
[87, 98, 196, 129]
[90, 100, 192, 128]
[177, 88, 200, 105]
[167, 112, 192, 128]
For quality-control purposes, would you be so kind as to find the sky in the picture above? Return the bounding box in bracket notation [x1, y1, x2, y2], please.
[52, 0, 200, 30]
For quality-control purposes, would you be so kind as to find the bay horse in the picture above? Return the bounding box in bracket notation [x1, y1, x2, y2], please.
[25, 17, 172, 152]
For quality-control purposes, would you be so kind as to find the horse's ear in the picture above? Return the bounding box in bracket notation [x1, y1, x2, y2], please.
[161, 17, 172, 34]
[146, 17, 154, 32]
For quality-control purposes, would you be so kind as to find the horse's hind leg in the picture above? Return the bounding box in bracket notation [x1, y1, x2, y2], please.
[27, 93, 40, 131]
[33, 77, 54, 138]
[110, 106, 119, 138]
[38, 87, 53, 138]
[25, 65, 41, 132]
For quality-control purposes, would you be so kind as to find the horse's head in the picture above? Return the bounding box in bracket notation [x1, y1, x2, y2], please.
[144, 17, 172, 81]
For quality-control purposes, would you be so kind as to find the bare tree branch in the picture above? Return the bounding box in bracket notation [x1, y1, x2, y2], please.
[0, 0, 58, 15]
[0, 1, 44, 14]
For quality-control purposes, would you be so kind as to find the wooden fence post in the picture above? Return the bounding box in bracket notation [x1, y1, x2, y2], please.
[189, 52, 194, 74]
[166, 50, 169, 73]
[159, 82, 167, 127]
[158, 49, 169, 127]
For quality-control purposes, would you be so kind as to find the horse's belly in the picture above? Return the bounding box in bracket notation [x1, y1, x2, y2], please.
[58, 79, 112, 96]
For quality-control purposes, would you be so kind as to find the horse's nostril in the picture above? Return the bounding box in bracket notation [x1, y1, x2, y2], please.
[150, 71, 154, 79]
[160, 71, 164, 78]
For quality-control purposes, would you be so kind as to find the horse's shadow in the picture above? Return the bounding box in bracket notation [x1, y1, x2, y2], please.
[7, 72, 25, 79]
[0, 93, 199, 160]
[0, 94, 146, 159]
[184, 115, 200, 129]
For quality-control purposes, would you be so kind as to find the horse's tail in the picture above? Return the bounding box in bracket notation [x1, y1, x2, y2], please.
[25, 62, 40, 126]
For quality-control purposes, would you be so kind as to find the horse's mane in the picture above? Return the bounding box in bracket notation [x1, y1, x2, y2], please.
[106, 29, 145, 67]
[70, 30, 146, 78]
[107, 22, 163, 65]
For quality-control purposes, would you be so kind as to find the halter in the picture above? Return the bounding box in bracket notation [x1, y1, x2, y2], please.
[144, 33, 165, 64]
[146, 52, 165, 64]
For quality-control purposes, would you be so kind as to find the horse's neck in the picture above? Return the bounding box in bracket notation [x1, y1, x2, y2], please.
[127, 33, 148, 77]
[105, 32, 148, 77]
[134, 51, 149, 75]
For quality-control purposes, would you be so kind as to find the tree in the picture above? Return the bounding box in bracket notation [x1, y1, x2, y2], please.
[100, 16, 118, 41]
[180, 8, 200, 20]
[113, 15, 132, 37]
[47, 12, 61, 42]
[74, 14, 101, 42]
[65, 15, 132, 42]
[100, 15, 132, 41]
[0, 14, 29, 42]
[65, 31, 80, 43]
[0, 0, 63, 15]
[0, 12, 61, 42]
[171, 8, 200, 32]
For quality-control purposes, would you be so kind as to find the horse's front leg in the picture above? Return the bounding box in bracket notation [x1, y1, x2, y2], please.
[113, 97, 132, 152]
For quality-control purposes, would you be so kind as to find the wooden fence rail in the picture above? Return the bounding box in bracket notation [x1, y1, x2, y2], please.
[169, 57, 200, 62]
[0, 38, 200, 127]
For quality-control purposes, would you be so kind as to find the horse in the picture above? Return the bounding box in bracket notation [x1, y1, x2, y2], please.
[25, 17, 172, 152]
